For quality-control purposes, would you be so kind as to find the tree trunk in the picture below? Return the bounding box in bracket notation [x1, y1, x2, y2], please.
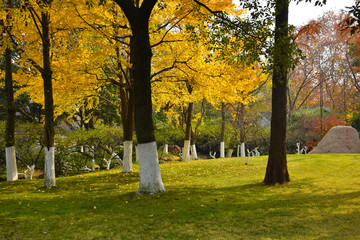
[135, 144, 139, 163]
[238, 103, 246, 157]
[122, 140, 133, 172]
[226, 149, 233, 158]
[264, 0, 290, 185]
[5, 47, 17, 180]
[163, 144, 168, 154]
[220, 102, 226, 158]
[115, 0, 164, 194]
[119, 83, 134, 173]
[190, 144, 198, 160]
[4, 0, 18, 181]
[239, 103, 246, 143]
[320, 76, 324, 137]
[241, 143, 246, 158]
[41, 11, 56, 188]
[118, 34, 135, 173]
[183, 102, 193, 161]
[190, 115, 199, 160]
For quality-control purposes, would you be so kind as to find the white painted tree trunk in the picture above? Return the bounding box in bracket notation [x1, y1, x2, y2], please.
[27, 165, 35, 180]
[226, 149, 234, 158]
[91, 159, 95, 171]
[84, 165, 92, 171]
[43, 147, 56, 188]
[220, 142, 225, 158]
[163, 144, 168, 154]
[135, 145, 139, 163]
[112, 152, 122, 165]
[246, 149, 251, 164]
[138, 142, 165, 194]
[254, 147, 260, 156]
[241, 143, 246, 157]
[103, 158, 111, 170]
[183, 140, 191, 161]
[122, 140, 133, 173]
[297, 143, 301, 154]
[191, 144, 198, 160]
[6, 146, 18, 181]
[18, 170, 27, 179]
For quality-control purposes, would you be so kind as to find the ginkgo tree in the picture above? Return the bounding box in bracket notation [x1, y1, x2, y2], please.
[150, 0, 244, 163]
[152, 28, 266, 161]
[1, 0, 18, 181]
[149, 0, 254, 161]
[71, 0, 136, 173]
[107, 0, 245, 193]
[11, 0, 100, 187]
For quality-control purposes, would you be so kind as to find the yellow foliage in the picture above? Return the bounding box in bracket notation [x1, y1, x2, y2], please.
[8, 0, 105, 118]
[2, 0, 265, 124]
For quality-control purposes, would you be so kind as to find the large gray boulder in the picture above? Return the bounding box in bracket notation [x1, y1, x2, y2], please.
[310, 126, 360, 154]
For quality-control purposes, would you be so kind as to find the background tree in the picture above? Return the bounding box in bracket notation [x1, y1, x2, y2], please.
[1, 0, 18, 181]
[288, 11, 360, 146]
[72, 1, 135, 173]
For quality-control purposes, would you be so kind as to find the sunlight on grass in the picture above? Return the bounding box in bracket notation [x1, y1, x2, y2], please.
[1, 154, 360, 239]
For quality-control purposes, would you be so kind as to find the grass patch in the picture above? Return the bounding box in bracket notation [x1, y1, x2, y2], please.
[1, 154, 360, 239]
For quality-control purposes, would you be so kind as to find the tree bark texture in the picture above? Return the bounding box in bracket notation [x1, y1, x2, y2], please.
[220, 102, 226, 142]
[42, 11, 55, 149]
[4, 47, 15, 148]
[115, 0, 157, 144]
[183, 102, 193, 161]
[114, 0, 165, 194]
[185, 102, 193, 142]
[41, 11, 56, 188]
[116, 36, 134, 172]
[118, 35, 135, 143]
[119, 79, 134, 172]
[4, 0, 18, 180]
[264, 0, 290, 185]
[239, 103, 246, 143]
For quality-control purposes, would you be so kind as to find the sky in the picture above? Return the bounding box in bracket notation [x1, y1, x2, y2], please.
[289, 0, 356, 26]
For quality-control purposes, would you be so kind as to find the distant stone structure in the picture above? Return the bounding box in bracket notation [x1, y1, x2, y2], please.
[310, 126, 360, 154]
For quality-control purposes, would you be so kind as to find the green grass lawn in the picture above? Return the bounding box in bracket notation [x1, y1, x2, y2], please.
[1, 154, 360, 240]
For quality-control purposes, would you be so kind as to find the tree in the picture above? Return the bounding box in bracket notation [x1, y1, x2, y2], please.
[72, 2, 135, 172]
[33, 2, 57, 188]
[1, 0, 18, 181]
[288, 12, 360, 123]
[12, 0, 104, 186]
[113, 0, 165, 194]
[344, 0, 360, 35]
[264, 0, 290, 185]
[219, 102, 226, 158]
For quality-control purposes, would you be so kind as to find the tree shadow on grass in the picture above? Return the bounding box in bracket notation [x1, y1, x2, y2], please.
[1, 178, 360, 240]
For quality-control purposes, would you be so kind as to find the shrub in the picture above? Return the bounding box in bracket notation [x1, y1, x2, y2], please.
[350, 113, 360, 133]
[56, 126, 124, 174]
